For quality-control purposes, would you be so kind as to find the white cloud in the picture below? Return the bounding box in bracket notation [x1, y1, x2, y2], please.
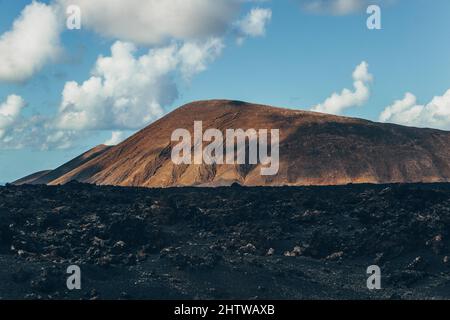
[235, 8, 272, 44]
[312, 61, 373, 115]
[379, 92, 423, 123]
[104, 131, 128, 146]
[56, 39, 224, 131]
[57, 0, 240, 45]
[0, 95, 82, 151]
[379, 90, 450, 129]
[42, 129, 78, 150]
[177, 38, 225, 79]
[0, 111, 80, 151]
[352, 60, 373, 83]
[0, 95, 26, 139]
[0, 2, 61, 82]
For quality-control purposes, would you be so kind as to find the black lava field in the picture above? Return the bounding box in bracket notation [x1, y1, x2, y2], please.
[1, 182, 450, 299]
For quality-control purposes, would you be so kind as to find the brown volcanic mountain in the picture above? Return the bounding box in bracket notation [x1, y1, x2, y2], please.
[14, 144, 112, 185]
[15, 100, 450, 187]
[13, 170, 52, 186]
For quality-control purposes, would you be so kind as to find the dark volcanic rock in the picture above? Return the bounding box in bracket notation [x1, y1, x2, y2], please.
[1, 183, 450, 299]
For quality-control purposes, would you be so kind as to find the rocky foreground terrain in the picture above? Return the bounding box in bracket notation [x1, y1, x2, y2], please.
[1, 182, 450, 299]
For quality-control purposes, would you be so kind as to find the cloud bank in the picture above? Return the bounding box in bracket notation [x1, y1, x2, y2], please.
[235, 7, 272, 44]
[56, 39, 224, 131]
[312, 61, 373, 115]
[0, 2, 61, 82]
[379, 90, 450, 130]
[56, 0, 240, 45]
[0, 95, 26, 140]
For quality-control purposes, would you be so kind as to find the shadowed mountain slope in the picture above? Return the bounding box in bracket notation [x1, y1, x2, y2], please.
[12, 170, 52, 186]
[13, 144, 112, 185]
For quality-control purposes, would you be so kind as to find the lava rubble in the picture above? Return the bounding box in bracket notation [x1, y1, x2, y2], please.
[1, 182, 450, 299]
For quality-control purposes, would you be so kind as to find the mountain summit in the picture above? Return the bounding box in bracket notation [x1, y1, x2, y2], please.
[14, 100, 450, 187]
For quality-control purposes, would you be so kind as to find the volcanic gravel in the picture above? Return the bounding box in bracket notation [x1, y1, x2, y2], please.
[1, 182, 450, 299]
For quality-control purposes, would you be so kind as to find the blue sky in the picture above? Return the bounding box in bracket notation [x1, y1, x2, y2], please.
[1, 0, 450, 182]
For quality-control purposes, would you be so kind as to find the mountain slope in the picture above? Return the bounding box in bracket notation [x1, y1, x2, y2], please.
[13, 144, 112, 185]
[19, 100, 450, 187]
[12, 170, 52, 185]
